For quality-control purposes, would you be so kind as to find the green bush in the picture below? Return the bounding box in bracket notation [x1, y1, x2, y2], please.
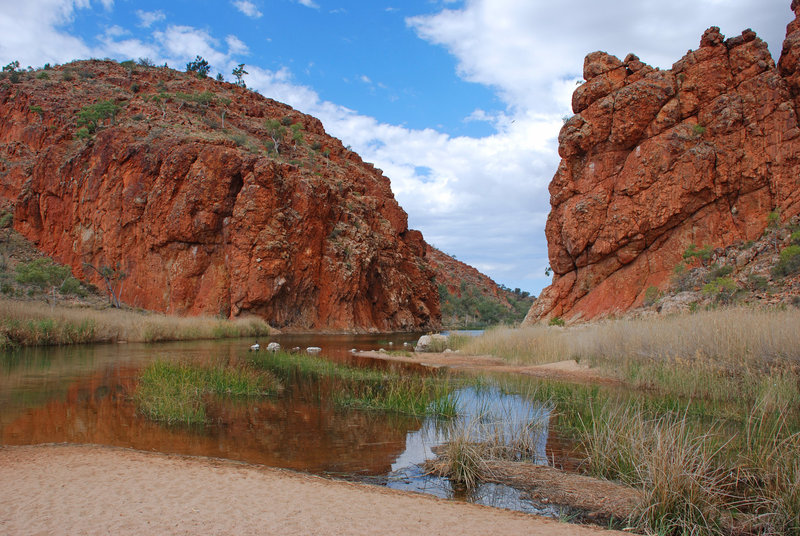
[683, 244, 712, 266]
[549, 316, 565, 327]
[710, 264, 733, 279]
[702, 276, 738, 304]
[77, 100, 121, 134]
[767, 209, 781, 229]
[643, 286, 660, 306]
[772, 245, 800, 277]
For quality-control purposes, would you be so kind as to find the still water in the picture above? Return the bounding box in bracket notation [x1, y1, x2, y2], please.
[0, 334, 571, 515]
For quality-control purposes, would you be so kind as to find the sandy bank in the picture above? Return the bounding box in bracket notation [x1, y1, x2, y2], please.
[0, 444, 627, 535]
[357, 352, 618, 384]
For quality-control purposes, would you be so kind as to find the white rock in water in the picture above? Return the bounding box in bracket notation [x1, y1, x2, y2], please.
[350, 348, 359, 354]
[266, 342, 281, 352]
[306, 346, 322, 354]
[415, 334, 448, 352]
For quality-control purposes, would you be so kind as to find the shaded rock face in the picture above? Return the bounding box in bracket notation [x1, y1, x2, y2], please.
[526, 1, 800, 323]
[0, 60, 439, 332]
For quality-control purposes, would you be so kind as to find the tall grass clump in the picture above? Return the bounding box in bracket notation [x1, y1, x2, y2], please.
[461, 308, 800, 408]
[0, 298, 271, 346]
[458, 324, 573, 365]
[740, 404, 800, 535]
[579, 402, 737, 535]
[429, 392, 551, 490]
[135, 360, 279, 424]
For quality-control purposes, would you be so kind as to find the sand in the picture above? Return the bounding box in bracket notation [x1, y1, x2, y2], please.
[358, 352, 618, 384]
[0, 443, 628, 535]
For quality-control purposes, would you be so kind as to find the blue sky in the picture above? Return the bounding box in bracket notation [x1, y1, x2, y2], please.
[0, 0, 794, 295]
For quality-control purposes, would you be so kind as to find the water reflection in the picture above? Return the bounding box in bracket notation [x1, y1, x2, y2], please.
[0, 335, 570, 515]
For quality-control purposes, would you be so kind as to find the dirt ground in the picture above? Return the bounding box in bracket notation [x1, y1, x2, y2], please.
[0, 444, 630, 536]
[357, 351, 618, 384]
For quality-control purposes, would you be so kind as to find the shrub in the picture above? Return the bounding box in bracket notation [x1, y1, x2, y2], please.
[791, 230, 800, 245]
[747, 273, 769, 291]
[683, 244, 712, 266]
[710, 264, 733, 279]
[643, 286, 660, 306]
[702, 276, 738, 304]
[772, 245, 800, 277]
[767, 209, 781, 229]
[77, 100, 121, 134]
[692, 123, 706, 136]
[549, 316, 565, 327]
[36, 72, 49, 80]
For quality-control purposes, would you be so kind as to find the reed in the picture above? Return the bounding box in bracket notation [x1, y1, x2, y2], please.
[134, 360, 279, 424]
[0, 298, 270, 347]
[252, 350, 459, 417]
[577, 399, 800, 536]
[461, 307, 800, 408]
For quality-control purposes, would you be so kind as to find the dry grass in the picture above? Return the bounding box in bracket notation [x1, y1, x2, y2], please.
[0, 298, 270, 347]
[459, 307, 800, 406]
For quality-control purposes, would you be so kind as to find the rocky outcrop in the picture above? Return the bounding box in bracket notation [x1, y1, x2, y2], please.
[0, 60, 439, 332]
[526, 1, 800, 323]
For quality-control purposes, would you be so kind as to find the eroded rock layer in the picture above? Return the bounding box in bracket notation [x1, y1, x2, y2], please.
[526, 1, 800, 323]
[0, 61, 439, 331]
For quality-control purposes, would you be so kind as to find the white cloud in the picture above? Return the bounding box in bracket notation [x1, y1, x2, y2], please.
[407, 0, 791, 114]
[136, 10, 165, 28]
[296, 0, 319, 9]
[226, 35, 249, 55]
[0, 0, 92, 67]
[153, 25, 228, 69]
[232, 0, 262, 19]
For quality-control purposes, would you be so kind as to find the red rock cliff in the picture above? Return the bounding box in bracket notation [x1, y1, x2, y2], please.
[526, 1, 800, 323]
[0, 60, 439, 332]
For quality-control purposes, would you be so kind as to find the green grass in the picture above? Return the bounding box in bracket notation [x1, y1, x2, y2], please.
[251, 350, 458, 418]
[135, 360, 280, 424]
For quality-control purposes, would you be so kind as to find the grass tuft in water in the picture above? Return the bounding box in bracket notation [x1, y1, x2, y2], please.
[135, 360, 280, 425]
[251, 350, 458, 418]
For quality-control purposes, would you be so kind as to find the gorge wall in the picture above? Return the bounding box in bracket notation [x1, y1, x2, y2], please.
[0, 60, 439, 332]
[526, 0, 800, 323]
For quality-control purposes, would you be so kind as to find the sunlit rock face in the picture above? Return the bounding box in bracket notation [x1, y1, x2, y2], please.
[526, 1, 800, 323]
[0, 60, 439, 332]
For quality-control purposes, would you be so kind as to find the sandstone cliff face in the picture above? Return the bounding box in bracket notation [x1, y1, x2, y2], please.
[0, 60, 439, 332]
[526, 1, 800, 323]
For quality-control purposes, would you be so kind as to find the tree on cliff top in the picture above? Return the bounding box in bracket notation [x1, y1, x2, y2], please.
[186, 56, 210, 78]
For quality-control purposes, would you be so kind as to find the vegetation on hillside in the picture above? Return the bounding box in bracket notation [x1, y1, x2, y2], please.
[438, 282, 533, 328]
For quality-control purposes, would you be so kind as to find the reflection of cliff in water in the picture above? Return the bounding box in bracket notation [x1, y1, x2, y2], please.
[0, 365, 420, 475]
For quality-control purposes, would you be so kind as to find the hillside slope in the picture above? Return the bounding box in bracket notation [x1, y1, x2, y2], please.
[0, 59, 438, 332]
[426, 246, 533, 328]
[527, 0, 800, 323]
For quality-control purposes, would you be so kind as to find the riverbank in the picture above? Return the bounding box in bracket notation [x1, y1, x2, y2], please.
[0, 444, 625, 536]
[0, 298, 271, 348]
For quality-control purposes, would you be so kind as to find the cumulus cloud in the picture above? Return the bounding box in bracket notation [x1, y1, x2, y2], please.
[407, 0, 790, 114]
[136, 10, 165, 28]
[0, 0, 92, 67]
[296, 0, 319, 9]
[232, 0, 262, 19]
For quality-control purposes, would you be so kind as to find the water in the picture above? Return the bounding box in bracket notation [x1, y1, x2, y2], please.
[0, 335, 572, 515]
